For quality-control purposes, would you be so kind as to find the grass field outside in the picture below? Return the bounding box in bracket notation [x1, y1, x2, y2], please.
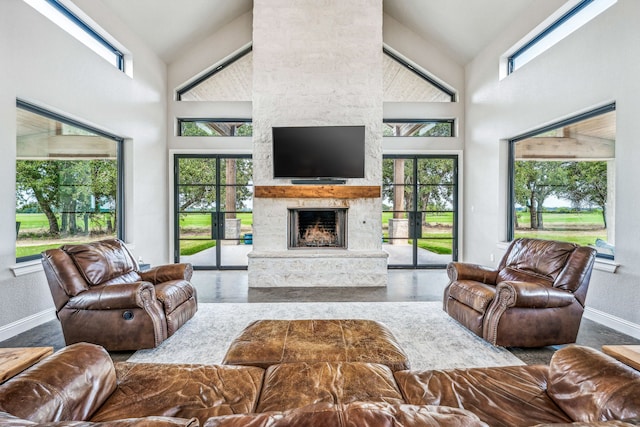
[16, 210, 607, 258]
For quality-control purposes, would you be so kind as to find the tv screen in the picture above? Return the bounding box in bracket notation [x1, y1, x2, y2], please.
[272, 125, 365, 179]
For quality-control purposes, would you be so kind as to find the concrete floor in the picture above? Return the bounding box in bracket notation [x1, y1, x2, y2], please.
[2, 269, 639, 365]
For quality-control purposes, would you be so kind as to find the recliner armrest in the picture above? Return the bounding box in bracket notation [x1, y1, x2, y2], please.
[139, 263, 193, 283]
[66, 282, 157, 310]
[447, 262, 498, 284]
[495, 281, 576, 308]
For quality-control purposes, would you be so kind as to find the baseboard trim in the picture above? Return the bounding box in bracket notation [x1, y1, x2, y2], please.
[584, 307, 640, 340]
[0, 308, 57, 342]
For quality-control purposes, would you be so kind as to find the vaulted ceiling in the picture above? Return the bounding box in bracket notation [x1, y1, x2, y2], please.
[101, 0, 535, 65]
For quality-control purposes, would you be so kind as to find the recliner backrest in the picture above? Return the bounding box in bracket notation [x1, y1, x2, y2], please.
[496, 238, 578, 287]
[63, 239, 139, 286]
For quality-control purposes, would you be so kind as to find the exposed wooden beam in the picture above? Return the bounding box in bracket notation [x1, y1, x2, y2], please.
[255, 185, 380, 199]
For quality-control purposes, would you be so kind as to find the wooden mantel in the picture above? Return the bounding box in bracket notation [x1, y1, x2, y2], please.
[255, 185, 380, 199]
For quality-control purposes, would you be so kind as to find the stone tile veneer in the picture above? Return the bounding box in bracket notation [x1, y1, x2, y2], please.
[249, 0, 387, 287]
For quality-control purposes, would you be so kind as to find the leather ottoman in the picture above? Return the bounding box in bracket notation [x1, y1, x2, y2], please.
[222, 319, 410, 371]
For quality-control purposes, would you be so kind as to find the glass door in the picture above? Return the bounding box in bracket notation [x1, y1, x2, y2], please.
[382, 155, 458, 268]
[174, 154, 253, 269]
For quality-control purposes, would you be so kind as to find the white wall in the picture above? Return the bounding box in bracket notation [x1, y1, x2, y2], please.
[0, 0, 167, 337]
[464, 0, 640, 336]
[382, 13, 465, 153]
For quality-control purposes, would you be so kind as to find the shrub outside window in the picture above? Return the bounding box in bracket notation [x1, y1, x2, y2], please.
[15, 100, 123, 261]
[508, 104, 616, 258]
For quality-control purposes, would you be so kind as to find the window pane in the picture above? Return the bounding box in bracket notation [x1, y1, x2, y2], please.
[508, 0, 616, 73]
[23, 0, 124, 71]
[383, 48, 455, 102]
[179, 119, 252, 136]
[178, 48, 252, 101]
[511, 108, 615, 258]
[383, 120, 453, 137]
[16, 106, 120, 260]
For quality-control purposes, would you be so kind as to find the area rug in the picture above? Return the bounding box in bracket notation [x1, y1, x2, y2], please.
[128, 302, 524, 370]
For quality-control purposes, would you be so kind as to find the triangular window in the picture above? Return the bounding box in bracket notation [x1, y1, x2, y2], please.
[383, 48, 455, 102]
[178, 46, 252, 101]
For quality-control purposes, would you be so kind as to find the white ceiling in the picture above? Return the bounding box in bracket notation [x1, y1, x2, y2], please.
[101, 0, 535, 65]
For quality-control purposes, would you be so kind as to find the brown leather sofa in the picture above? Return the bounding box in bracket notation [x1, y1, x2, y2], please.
[443, 238, 597, 347]
[0, 342, 639, 426]
[41, 238, 197, 351]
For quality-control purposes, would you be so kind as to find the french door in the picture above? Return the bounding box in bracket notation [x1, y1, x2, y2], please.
[382, 155, 458, 268]
[173, 154, 253, 269]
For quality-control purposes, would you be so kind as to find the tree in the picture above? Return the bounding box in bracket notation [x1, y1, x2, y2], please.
[382, 158, 454, 219]
[16, 160, 61, 236]
[177, 157, 253, 212]
[560, 161, 608, 227]
[16, 159, 119, 237]
[514, 161, 566, 229]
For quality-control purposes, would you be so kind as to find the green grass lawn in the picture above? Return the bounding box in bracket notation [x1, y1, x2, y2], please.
[17, 211, 606, 259]
[16, 242, 77, 258]
[516, 210, 604, 228]
[179, 240, 216, 256]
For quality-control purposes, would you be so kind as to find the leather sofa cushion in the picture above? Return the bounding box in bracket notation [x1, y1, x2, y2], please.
[91, 363, 264, 426]
[395, 364, 571, 427]
[257, 362, 404, 413]
[0, 343, 116, 423]
[547, 345, 640, 422]
[0, 411, 199, 426]
[65, 239, 138, 286]
[497, 266, 554, 287]
[447, 280, 496, 312]
[204, 402, 489, 427]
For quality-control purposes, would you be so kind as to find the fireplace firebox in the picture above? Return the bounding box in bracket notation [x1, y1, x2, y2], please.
[288, 208, 347, 249]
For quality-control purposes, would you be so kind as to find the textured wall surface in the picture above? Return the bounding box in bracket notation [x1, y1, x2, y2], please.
[250, 0, 387, 287]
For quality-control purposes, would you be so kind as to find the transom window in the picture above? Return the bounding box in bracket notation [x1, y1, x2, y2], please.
[383, 119, 454, 137]
[178, 119, 252, 137]
[508, 104, 616, 258]
[15, 100, 123, 261]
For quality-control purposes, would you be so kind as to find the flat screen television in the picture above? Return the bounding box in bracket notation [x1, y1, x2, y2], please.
[272, 125, 365, 179]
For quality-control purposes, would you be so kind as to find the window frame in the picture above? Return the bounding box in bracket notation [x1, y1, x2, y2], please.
[507, 103, 616, 259]
[25, 0, 125, 71]
[507, 0, 616, 74]
[15, 99, 125, 263]
[177, 118, 253, 137]
[177, 45, 253, 101]
[383, 47, 456, 102]
[383, 119, 455, 138]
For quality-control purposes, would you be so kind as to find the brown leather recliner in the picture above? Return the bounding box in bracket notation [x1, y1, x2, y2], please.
[443, 238, 596, 347]
[41, 238, 197, 351]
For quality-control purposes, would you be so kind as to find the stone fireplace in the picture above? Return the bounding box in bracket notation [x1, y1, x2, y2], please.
[248, 0, 387, 287]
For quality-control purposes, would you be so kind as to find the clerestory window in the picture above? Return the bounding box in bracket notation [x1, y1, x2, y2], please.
[506, 0, 616, 74]
[23, 0, 125, 71]
[178, 119, 253, 137]
[383, 47, 455, 102]
[383, 119, 454, 137]
[177, 46, 252, 101]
